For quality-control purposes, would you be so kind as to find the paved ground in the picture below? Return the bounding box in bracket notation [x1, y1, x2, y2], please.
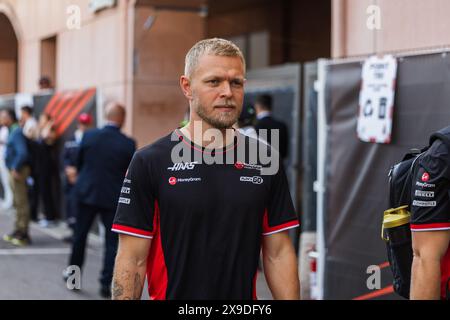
[0, 208, 272, 300]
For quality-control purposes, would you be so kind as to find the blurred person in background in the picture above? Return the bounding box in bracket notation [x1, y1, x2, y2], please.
[20, 106, 39, 140]
[409, 126, 450, 300]
[64, 103, 135, 298]
[254, 94, 289, 160]
[180, 107, 190, 128]
[19, 106, 40, 222]
[1, 109, 31, 246]
[37, 113, 59, 227]
[61, 113, 93, 243]
[38, 76, 54, 93]
[0, 121, 13, 210]
[236, 104, 257, 138]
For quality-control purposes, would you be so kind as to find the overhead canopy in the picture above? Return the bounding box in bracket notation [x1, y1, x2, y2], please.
[42, 88, 96, 137]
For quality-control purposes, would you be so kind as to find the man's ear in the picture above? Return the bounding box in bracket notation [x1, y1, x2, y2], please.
[180, 76, 193, 100]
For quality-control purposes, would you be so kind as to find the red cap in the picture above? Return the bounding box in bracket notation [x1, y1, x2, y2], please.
[78, 113, 92, 125]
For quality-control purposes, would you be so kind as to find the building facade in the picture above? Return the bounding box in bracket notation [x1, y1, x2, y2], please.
[0, 0, 331, 146]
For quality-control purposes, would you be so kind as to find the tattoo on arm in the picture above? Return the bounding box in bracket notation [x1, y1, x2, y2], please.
[112, 280, 124, 299]
[112, 273, 143, 300]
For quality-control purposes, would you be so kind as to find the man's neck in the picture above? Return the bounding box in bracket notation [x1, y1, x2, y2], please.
[105, 121, 120, 128]
[180, 120, 236, 149]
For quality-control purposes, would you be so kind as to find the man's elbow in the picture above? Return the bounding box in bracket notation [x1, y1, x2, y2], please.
[413, 244, 445, 263]
[116, 248, 140, 263]
[116, 247, 148, 269]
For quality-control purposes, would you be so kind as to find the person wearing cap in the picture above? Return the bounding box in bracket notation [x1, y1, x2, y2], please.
[61, 113, 93, 242]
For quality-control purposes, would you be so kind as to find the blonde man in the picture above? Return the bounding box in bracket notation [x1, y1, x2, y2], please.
[111, 38, 300, 300]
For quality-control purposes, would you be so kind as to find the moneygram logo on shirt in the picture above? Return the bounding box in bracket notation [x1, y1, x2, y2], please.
[168, 176, 202, 185]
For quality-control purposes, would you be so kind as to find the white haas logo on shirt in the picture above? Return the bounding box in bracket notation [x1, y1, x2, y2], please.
[167, 161, 198, 172]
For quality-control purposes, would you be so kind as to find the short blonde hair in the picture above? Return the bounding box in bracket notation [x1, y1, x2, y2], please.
[184, 38, 246, 78]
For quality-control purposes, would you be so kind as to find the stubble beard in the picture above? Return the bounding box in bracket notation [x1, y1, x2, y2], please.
[195, 100, 240, 130]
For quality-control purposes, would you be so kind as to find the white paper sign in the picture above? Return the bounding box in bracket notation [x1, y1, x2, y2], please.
[357, 55, 397, 144]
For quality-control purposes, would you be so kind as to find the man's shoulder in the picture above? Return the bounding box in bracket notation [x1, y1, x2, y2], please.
[121, 133, 136, 147]
[267, 116, 287, 129]
[428, 135, 450, 159]
[26, 118, 38, 127]
[10, 126, 24, 138]
[238, 131, 281, 162]
[84, 128, 101, 138]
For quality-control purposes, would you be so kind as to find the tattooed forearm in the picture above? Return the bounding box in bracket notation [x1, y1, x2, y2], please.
[112, 235, 151, 300]
[112, 272, 144, 300]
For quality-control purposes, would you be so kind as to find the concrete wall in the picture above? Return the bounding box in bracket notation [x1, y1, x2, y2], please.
[132, 6, 205, 146]
[0, 11, 18, 94]
[1, 0, 206, 145]
[0, 0, 135, 134]
[207, 0, 331, 64]
[332, 0, 450, 58]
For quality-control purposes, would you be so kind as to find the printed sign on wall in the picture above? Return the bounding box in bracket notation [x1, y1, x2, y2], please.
[357, 55, 397, 144]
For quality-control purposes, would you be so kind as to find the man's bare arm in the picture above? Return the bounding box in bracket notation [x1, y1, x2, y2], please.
[262, 231, 300, 300]
[112, 234, 152, 300]
[410, 230, 450, 300]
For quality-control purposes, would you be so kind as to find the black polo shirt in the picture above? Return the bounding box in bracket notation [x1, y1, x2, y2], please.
[112, 129, 299, 300]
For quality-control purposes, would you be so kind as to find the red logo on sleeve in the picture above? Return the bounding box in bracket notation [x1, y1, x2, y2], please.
[168, 177, 177, 185]
[421, 172, 430, 182]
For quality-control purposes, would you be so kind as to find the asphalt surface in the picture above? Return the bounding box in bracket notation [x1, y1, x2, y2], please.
[0, 208, 272, 300]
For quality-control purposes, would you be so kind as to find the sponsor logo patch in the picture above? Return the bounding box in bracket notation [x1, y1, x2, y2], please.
[234, 162, 262, 171]
[167, 162, 198, 171]
[412, 200, 436, 207]
[121, 187, 130, 194]
[235, 162, 244, 170]
[168, 177, 201, 185]
[415, 181, 435, 188]
[414, 190, 434, 198]
[421, 172, 430, 182]
[118, 197, 130, 205]
[240, 176, 264, 185]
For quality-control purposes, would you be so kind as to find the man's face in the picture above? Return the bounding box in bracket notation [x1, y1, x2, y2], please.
[0, 112, 11, 127]
[182, 54, 245, 129]
[20, 110, 28, 120]
[20, 111, 29, 125]
[78, 123, 89, 132]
